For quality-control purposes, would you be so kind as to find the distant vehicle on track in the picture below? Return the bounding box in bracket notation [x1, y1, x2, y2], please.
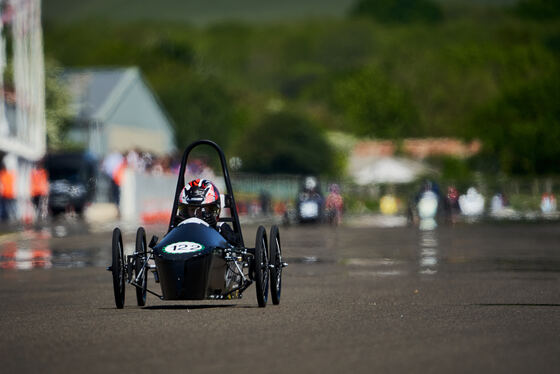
[458, 187, 485, 217]
[295, 176, 324, 223]
[408, 180, 441, 224]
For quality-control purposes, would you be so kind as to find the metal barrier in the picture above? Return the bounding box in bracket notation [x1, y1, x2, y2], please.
[119, 169, 560, 223]
[120, 169, 176, 223]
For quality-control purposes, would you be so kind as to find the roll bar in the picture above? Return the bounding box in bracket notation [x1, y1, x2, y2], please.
[167, 140, 244, 247]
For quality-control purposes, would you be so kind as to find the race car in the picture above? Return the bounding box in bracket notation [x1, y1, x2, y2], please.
[295, 176, 324, 223]
[108, 140, 286, 308]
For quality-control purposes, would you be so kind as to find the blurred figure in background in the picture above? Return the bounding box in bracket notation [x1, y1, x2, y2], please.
[125, 149, 143, 172]
[274, 200, 287, 218]
[249, 198, 262, 218]
[325, 183, 344, 225]
[490, 192, 506, 215]
[415, 179, 441, 203]
[0, 160, 16, 223]
[102, 151, 126, 213]
[30, 159, 49, 222]
[458, 187, 485, 217]
[296, 176, 324, 223]
[444, 185, 460, 221]
[380, 185, 398, 216]
[259, 190, 271, 216]
[540, 192, 557, 214]
[490, 191, 517, 218]
[409, 179, 441, 224]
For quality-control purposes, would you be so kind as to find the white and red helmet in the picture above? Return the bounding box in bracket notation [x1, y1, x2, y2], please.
[178, 179, 221, 226]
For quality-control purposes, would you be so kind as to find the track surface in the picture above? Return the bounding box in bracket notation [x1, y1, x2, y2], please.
[1, 222, 559, 373]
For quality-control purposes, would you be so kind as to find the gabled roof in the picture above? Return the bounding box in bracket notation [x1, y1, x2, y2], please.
[353, 138, 481, 160]
[62, 67, 141, 123]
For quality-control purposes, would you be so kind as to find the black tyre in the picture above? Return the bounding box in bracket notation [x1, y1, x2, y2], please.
[112, 228, 125, 309]
[254, 225, 269, 308]
[269, 225, 282, 305]
[135, 227, 148, 306]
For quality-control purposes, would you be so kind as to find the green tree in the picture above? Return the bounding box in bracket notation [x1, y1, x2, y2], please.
[331, 67, 421, 138]
[469, 72, 560, 175]
[6, 57, 72, 150]
[350, 0, 443, 24]
[238, 111, 336, 175]
[45, 59, 72, 150]
[514, 0, 560, 20]
[158, 73, 243, 151]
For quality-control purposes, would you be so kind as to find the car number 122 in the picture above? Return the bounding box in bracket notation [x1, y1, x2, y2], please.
[163, 241, 205, 254]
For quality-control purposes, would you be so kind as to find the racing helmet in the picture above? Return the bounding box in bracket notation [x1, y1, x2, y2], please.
[178, 179, 221, 227]
[329, 183, 340, 194]
[304, 176, 317, 191]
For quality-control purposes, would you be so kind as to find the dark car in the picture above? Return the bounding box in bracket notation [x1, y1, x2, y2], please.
[45, 152, 97, 216]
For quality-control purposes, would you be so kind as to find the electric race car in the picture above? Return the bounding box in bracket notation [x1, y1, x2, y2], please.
[107, 140, 286, 308]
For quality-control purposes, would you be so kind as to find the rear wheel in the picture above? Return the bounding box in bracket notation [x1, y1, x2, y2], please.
[254, 226, 269, 308]
[269, 225, 282, 305]
[135, 227, 148, 306]
[112, 228, 125, 309]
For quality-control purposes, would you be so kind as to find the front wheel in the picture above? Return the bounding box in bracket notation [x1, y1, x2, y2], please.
[254, 226, 269, 307]
[135, 227, 148, 306]
[269, 225, 282, 305]
[112, 228, 125, 309]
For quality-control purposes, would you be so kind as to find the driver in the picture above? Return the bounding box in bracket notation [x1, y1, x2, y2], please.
[177, 178, 240, 246]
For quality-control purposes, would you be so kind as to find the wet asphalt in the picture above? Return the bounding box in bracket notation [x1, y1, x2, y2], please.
[0, 220, 559, 373]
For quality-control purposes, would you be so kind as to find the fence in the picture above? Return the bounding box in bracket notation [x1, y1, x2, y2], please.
[114, 169, 560, 224]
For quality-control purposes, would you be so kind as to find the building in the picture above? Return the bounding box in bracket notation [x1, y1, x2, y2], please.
[62, 67, 176, 157]
[348, 138, 481, 185]
[0, 0, 46, 223]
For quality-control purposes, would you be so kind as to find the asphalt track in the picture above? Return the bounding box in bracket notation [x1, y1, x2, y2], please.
[1, 221, 559, 373]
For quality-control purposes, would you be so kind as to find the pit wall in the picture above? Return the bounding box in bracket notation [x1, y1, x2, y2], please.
[118, 171, 328, 225]
[119, 170, 227, 225]
[120, 169, 176, 224]
[108, 169, 560, 226]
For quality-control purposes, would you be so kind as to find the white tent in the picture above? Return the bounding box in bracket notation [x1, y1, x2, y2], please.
[351, 156, 428, 185]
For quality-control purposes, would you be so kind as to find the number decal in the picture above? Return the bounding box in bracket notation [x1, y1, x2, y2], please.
[163, 241, 205, 254]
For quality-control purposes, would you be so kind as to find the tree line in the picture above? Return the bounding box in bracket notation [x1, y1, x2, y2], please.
[42, 0, 560, 176]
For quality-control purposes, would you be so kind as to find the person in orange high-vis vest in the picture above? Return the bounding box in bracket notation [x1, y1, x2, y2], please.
[31, 162, 49, 221]
[112, 158, 127, 209]
[113, 161, 126, 188]
[0, 161, 17, 222]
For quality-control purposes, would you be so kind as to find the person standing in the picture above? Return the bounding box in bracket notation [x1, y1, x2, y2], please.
[325, 184, 344, 225]
[30, 160, 49, 222]
[112, 156, 127, 211]
[0, 161, 16, 222]
[102, 151, 126, 211]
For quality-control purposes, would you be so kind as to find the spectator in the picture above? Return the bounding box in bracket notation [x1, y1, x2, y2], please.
[0, 160, 16, 222]
[541, 193, 557, 214]
[30, 159, 49, 222]
[326, 184, 344, 225]
[126, 149, 142, 172]
[102, 151, 126, 209]
[259, 190, 271, 216]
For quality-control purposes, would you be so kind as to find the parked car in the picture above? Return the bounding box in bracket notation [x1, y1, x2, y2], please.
[45, 152, 97, 216]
